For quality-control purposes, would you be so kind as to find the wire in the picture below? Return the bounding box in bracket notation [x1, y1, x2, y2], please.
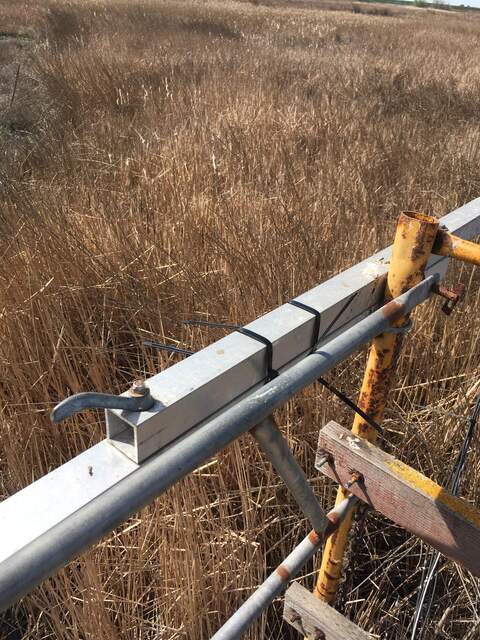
[287, 294, 384, 437]
[143, 340, 194, 356]
[317, 376, 384, 437]
[410, 393, 480, 639]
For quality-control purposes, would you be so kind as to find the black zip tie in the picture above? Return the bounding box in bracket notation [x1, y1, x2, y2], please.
[287, 299, 383, 436]
[237, 327, 278, 382]
[288, 299, 321, 351]
[320, 290, 359, 342]
[184, 319, 278, 382]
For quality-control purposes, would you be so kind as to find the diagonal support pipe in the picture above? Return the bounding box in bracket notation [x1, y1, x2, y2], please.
[251, 417, 327, 534]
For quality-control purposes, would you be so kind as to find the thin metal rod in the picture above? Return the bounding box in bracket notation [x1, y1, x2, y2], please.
[317, 376, 383, 436]
[0, 276, 437, 612]
[250, 418, 327, 534]
[210, 496, 358, 640]
[143, 340, 194, 357]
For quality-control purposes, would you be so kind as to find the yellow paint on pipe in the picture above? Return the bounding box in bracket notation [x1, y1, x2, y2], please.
[313, 212, 439, 605]
[433, 230, 480, 266]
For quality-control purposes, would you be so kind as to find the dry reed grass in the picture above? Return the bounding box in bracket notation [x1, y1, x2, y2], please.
[0, 0, 479, 638]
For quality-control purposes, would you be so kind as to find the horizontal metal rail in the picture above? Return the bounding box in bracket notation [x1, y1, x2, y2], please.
[0, 275, 438, 612]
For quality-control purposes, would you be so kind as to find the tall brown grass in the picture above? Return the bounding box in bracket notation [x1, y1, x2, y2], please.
[0, 1, 479, 638]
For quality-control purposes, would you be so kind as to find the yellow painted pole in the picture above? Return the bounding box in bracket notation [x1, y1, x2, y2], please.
[432, 229, 480, 266]
[313, 212, 439, 604]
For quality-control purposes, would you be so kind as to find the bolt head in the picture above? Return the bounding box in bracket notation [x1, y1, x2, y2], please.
[131, 379, 148, 395]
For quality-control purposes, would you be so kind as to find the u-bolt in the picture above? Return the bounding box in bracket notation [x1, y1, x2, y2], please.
[51, 379, 155, 423]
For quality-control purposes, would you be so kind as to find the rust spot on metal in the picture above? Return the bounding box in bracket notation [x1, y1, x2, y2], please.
[325, 513, 341, 536]
[402, 211, 438, 225]
[358, 422, 370, 434]
[308, 530, 321, 545]
[327, 512, 339, 525]
[435, 284, 457, 302]
[411, 240, 426, 262]
[412, 226, 430, 261]
[381, 299, 404, 324]
[433, 282, 465, 315]
[276, 565, 290, 582]
[432, 229, 454, 256]
[317, 584, 339, 596]
[345, 471, 363, 489]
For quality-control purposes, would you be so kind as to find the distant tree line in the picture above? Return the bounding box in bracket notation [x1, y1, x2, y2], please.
[414, 0, 451, 7]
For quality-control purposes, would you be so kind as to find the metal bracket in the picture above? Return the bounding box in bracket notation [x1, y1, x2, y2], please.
[251, 417, 327, 534]
[433, 282, 466, 316]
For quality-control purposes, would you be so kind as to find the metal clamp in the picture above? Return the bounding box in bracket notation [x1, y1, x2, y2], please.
[51, 379, 155, 423]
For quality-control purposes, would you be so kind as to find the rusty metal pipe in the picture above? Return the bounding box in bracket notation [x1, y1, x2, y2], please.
[314, 211, 439, 604]
[210, 496, 358, 640]
[432, 229, 480, 266]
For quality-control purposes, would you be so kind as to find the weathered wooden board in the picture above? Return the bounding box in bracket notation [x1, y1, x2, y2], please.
[316, 421, 480, 576]
[283, 581, 373, 639]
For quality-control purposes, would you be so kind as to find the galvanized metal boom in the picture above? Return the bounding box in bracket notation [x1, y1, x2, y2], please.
[0, 198, 479, 638]
[0, 277, 437, 611]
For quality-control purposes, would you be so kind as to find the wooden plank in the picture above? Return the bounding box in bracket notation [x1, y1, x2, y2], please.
[316, 421, 480, 577]
[283, 581, 373, 639]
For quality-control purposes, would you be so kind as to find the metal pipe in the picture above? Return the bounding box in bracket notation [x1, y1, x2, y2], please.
[210, 496, 358, 640]
[0, 276, 437, 612]
[51, 380, 154, 423]
[250, 418, 327, 534]
[314, 211, 439, 604]
[433, 229, 480, 266]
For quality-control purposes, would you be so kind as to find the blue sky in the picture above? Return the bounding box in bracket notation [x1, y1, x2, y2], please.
[406, 0, 480, 6]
